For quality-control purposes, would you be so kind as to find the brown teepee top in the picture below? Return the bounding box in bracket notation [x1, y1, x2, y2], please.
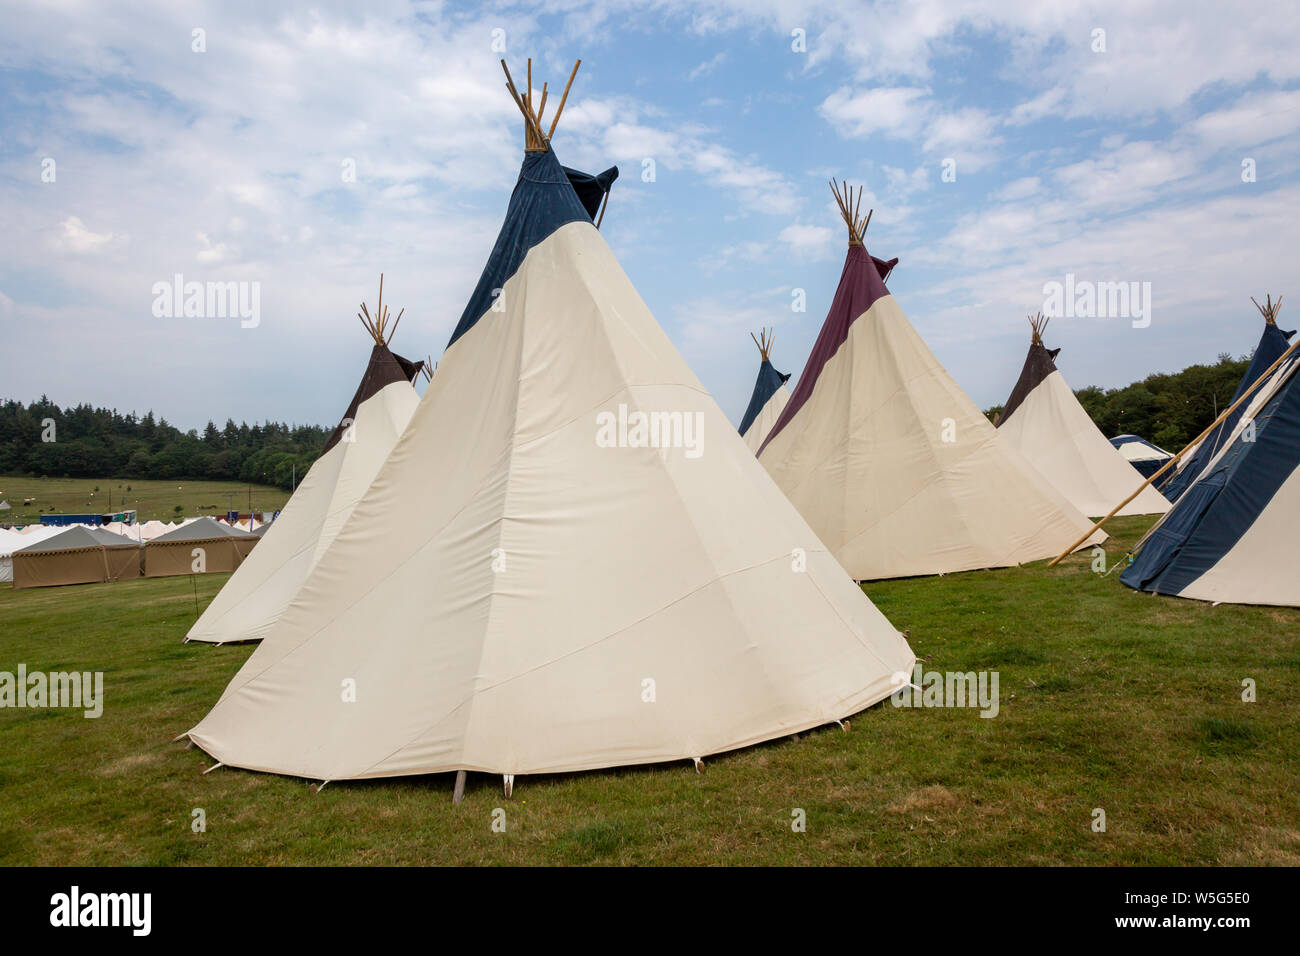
[357, 274, 404, 346]
[750, 328, 776, 362]
[1028, 311, 1050, 346]
[829, 178, 872, 246]
[1252, 293, 1283, 326]
[500, 58, 581, 152]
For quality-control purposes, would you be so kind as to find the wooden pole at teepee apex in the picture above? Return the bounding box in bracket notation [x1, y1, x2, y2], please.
[1047, 332, 1300, 566]
[547, 59, 581, 140]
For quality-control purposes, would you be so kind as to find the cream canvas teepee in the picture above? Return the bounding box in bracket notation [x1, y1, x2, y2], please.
[185, 277, 424, 644]
[996, 313, 1170, 517]
[757, 180, 1104, 580]
[738, 328, 792, 453]
[187, 61, 914, 787]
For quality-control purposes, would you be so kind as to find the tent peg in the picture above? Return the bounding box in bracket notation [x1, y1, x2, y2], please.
[453, 770, 467, 805]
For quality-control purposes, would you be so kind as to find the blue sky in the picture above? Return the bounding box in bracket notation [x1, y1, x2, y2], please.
[1, 0, 1298, 432]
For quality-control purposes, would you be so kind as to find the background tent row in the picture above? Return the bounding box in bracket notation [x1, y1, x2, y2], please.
[6, 517, 261, 588]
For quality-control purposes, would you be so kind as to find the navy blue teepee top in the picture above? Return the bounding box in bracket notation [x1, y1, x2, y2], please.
[1159, 322, 1294, 502]
[447, 147, 618, 349]
[739, 359, 791, 437]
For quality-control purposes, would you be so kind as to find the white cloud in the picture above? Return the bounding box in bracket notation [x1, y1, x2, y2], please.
[777, 223, 834, 253]
[689, 51, 727, 80]
[1190, 89, 1300, 149]
[57, 216, 117, 253]
[820, 86, 929, 140]
[195, 232, 229, 264]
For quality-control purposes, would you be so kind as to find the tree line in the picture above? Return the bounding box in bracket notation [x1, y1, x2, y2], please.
[985, 351, 1254, 450]
[0, 398, 329, 491]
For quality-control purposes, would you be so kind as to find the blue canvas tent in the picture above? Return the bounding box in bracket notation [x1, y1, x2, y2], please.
[1158, 298, 1294, 502]
[1122, 297, 1300, 607]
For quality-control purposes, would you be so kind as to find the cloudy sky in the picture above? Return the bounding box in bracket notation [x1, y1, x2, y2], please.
[2, 0, 1297, 432]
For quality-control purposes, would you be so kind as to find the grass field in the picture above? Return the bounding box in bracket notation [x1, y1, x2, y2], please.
[0, 515, 1297, 866]
[0, 475, 292, 525]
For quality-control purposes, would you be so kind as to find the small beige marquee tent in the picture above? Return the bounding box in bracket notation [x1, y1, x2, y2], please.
[11, 526, 142, 589]
[145, 518, 256, 578]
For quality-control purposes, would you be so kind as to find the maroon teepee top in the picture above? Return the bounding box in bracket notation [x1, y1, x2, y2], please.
[757, 245, 896, 454]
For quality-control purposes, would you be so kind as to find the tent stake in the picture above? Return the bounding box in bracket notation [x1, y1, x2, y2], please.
[453, 770, 466, 805]
[202, 761, 224, 775]
[1047, 333, 1300, 566]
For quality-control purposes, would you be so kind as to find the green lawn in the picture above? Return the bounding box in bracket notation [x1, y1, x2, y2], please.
[0, 515, 1296, 865]
[0, 475, 291, 525]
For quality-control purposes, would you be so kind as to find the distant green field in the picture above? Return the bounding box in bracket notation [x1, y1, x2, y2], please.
[0, 475, 291, 525]
[0, 515, 1297, 865]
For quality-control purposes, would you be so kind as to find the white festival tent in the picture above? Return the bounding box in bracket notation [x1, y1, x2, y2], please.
[995, 314, 1170, 517]
[186, 277, 425, 644]
[188, 60, 915, 787]
[1110, 435, 1173, 479]
[757, 181, 1105, 580]
[0, 527, 32, 583]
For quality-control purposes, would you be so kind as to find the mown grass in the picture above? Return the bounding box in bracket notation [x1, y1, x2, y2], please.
[0, 515, 1296, 865]
[0, 475, 291, 525]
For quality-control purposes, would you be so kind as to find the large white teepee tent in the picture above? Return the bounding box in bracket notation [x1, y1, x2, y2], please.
[757, 180, 1104, 580]
[996, 314, 1170, 518]
[738, 328, 792, 453]
[186, 277, 424, 644]
[188, 60, 914, 786]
